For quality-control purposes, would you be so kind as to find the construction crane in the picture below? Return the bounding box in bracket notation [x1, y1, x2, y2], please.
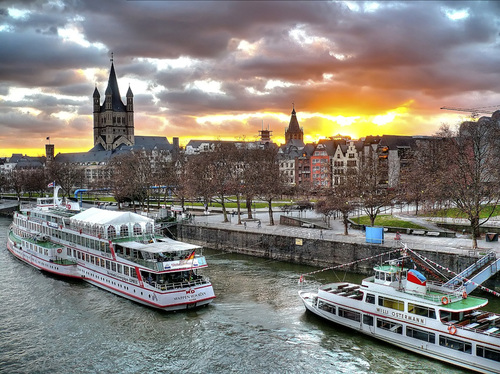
[440, 105, 499, 118]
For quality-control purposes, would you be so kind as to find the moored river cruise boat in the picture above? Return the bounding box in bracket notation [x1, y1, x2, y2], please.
[7, 187, 215, 311]
[299, 256, 500, 374]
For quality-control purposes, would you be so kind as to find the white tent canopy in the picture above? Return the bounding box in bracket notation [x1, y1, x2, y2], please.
[119, 238, 201, 253]
[69, 208, 154, 239]
[70, 208, 152, 226]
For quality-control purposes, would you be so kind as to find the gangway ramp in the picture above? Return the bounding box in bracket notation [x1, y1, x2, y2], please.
[444, 252, 499, 294]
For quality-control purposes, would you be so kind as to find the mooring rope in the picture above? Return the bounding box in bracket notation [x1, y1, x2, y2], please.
[298, 248, 401, 284]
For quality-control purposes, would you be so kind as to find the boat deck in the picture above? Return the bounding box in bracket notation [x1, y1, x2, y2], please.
[452, 311, 500, 338]
[320, 283, 364, 300]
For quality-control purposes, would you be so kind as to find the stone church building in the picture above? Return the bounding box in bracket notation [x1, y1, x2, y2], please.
[92, 60, 135, 151]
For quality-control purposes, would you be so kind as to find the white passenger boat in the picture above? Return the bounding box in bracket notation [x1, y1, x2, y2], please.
[7, 187, 215, 311]
[299, 254, 500, 374]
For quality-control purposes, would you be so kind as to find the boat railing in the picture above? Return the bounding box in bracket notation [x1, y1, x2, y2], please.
[403, 280, 465, 304]
[120, 256, 199, 271]
[151, 278, 209, 291]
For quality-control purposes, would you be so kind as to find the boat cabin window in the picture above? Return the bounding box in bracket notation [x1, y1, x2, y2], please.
[318, 301, 336, 315]
[439, 336, 472, 354]
[477, 346, 500, 363]
[377, 318, 402, 334]
[406, 327, 435, 343]
[366, 293, 375, 304]
[363, 314, 374, 326]
[375, 271, 397, 282]
[439, 310, 461, 323]
[378, 296, 404, 311]
[408, 303, 436, 319]
[338, 307, 361, 322]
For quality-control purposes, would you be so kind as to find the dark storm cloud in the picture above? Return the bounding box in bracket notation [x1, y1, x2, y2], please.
[2, 0, 500, 154]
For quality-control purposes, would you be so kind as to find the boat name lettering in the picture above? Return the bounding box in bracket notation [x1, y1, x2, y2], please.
[377, 308, 426, 324]
[164, 260, 197, 270]
[173, 292, 206, 301]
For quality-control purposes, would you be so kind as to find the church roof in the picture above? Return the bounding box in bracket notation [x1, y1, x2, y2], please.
[286, 107, 302, 133]
[118, 136, 172, 152]
[379, 135, 415, 150]
[55, 151, 113, 164]
[102, 62, 126, 112]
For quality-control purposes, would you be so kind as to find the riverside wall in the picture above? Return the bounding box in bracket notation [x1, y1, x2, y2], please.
[177, 224, 480, 276]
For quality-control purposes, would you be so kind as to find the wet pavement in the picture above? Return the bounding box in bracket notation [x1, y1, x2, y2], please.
[191, 207, 500, 258]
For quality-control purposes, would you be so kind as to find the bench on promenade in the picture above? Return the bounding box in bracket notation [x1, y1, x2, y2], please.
[426, 231, 440, 237]
[412, 230, 425, 235]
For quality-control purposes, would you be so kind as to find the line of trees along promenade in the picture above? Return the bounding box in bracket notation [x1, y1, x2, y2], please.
[1, 117, 499, 249]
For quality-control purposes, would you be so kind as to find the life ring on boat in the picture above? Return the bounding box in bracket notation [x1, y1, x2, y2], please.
[462, 291, 467, 299]
[441, 296, 449, 305]
[57, 248, 62, 254]
[448, 325, 457, 335]
[66, 204, 71, 210]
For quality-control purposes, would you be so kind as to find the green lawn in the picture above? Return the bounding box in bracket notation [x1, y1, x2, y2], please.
[427, 205, 500, 219]
[351, 215, 427, 229]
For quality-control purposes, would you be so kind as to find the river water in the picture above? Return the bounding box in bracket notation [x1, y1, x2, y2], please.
[1, 215, 496, 374]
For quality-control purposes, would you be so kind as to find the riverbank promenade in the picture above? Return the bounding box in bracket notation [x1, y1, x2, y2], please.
[192, 207, 500, 258]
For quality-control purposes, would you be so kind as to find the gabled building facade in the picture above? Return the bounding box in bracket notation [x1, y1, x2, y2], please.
[310, 140, 335, 188]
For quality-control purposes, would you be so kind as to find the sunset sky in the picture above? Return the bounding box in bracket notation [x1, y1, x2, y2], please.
[2, 1, 500, 157]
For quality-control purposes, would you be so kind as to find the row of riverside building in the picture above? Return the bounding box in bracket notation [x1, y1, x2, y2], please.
[0, 60, 435, 190]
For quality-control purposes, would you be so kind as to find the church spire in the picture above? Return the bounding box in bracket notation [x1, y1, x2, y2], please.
[285, 104, 303, 143]
[104, 54, 124, 112]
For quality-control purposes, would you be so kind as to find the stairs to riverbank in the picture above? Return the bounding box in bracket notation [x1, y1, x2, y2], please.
[444, 252, 500, 294]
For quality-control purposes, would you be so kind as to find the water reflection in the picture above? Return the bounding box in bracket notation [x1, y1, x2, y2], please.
[0, 217, 488, 373]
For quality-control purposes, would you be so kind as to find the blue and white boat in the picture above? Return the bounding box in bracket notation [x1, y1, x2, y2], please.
[299, 259, 499, 373]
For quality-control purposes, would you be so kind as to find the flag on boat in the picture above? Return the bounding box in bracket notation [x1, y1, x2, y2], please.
[186, 250, 196, 260]
[47, 182, 55, 188]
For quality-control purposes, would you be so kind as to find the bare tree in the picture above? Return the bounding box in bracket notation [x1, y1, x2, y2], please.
[184, 154, 215, 215]
[253, 147, 286, 226]
[317, 172, 358, 235]
[23, 168, 47, 200]
[357, 154, 393, 226]
[106, 152, 153, 211]
[437, 117, 500, 248]
[46, 162, 85, 198]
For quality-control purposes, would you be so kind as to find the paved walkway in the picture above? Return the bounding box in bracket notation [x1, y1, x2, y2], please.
[190, 208, 500, 258]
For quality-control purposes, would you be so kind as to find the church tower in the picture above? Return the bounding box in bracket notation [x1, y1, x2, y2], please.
[93, 55, 135, 151]
[284, 104, 304, 143]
